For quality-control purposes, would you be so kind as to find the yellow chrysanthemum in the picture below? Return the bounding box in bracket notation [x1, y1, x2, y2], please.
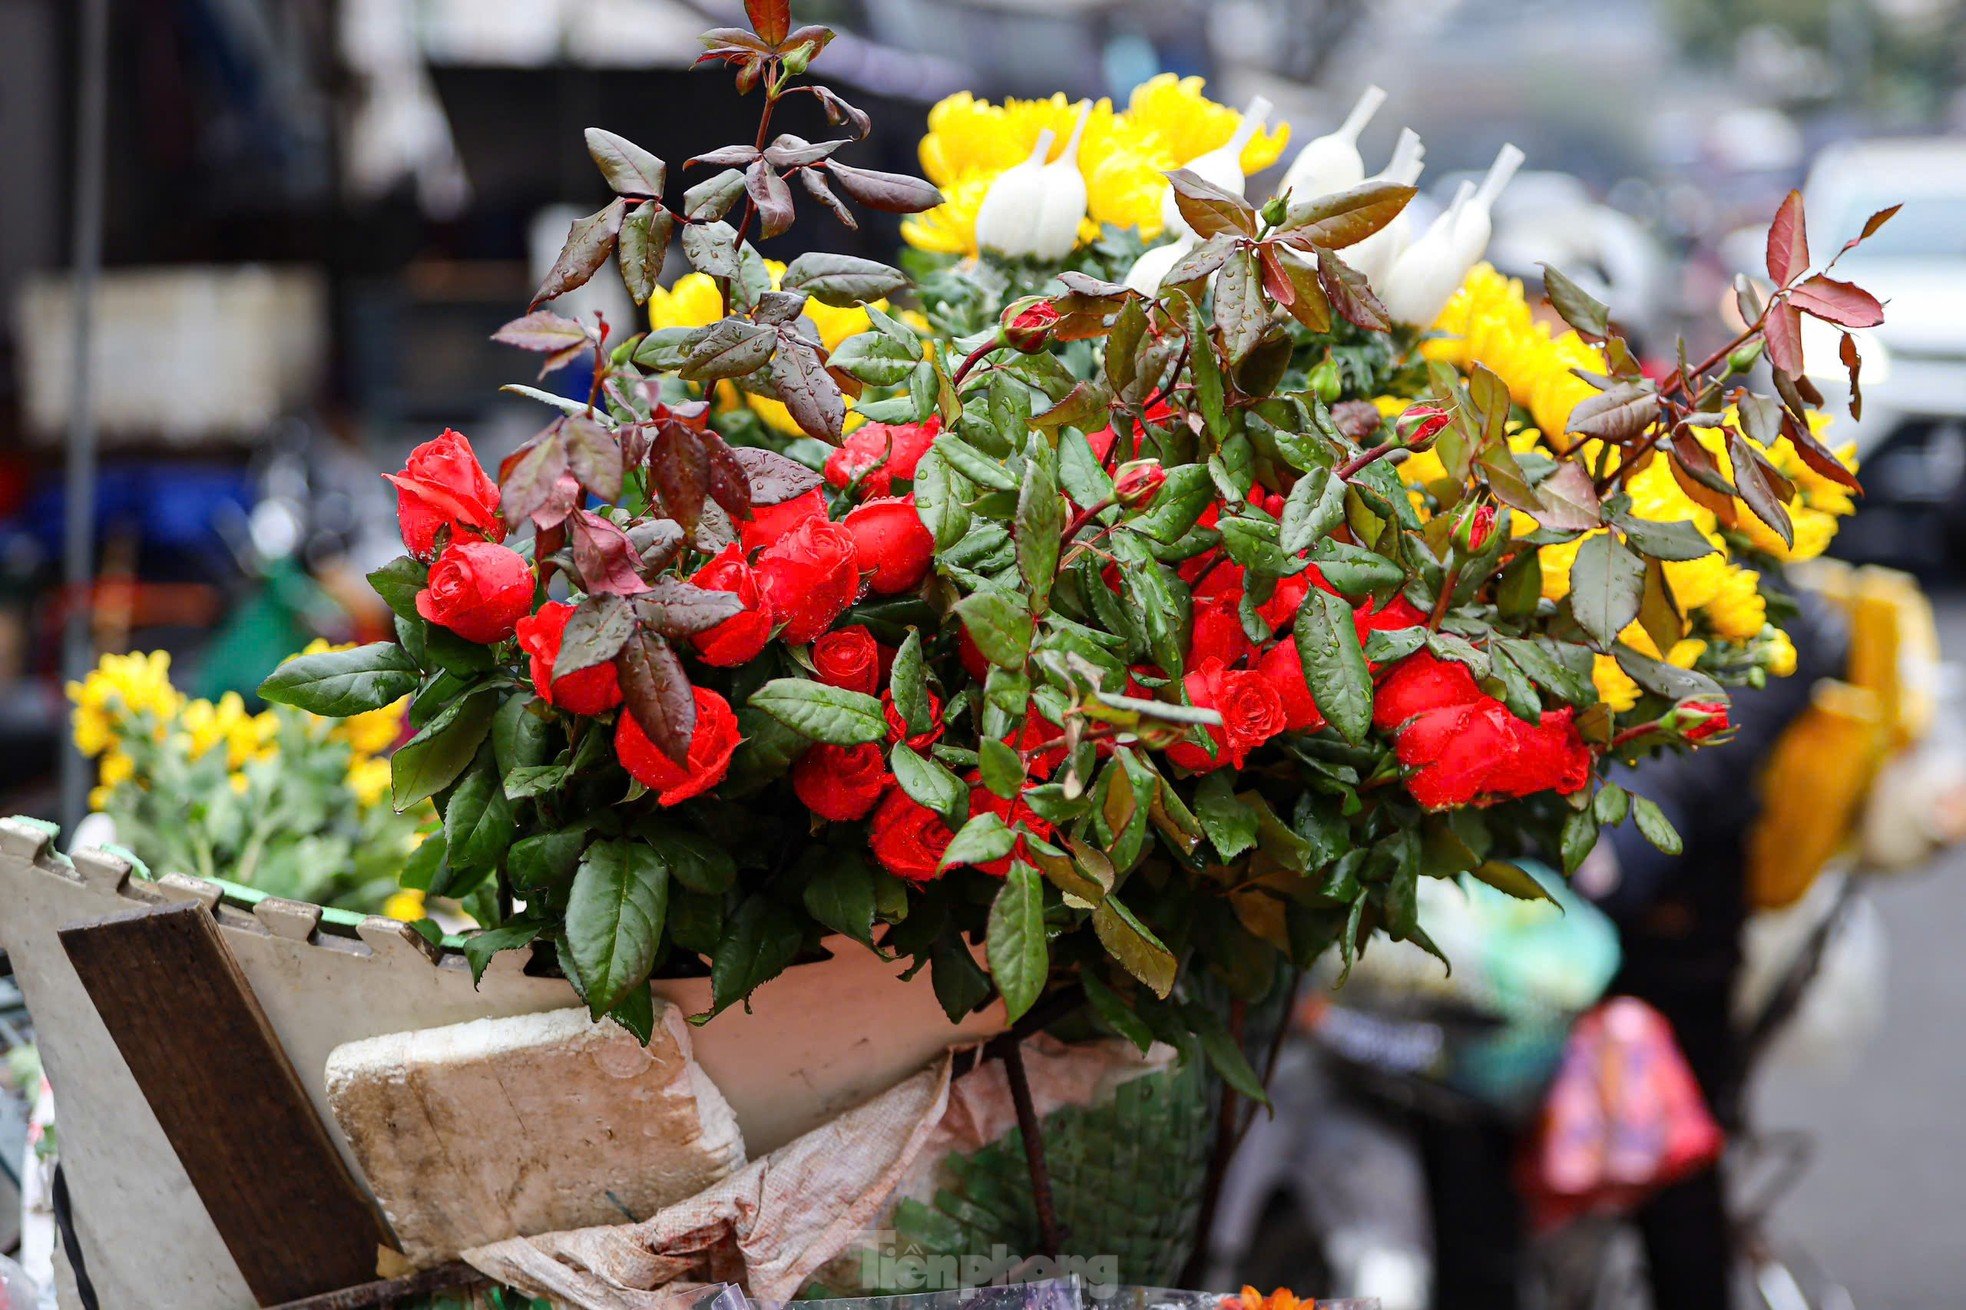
[1426, 265, 1602, 446]
[645, 272, 724, 333]
[348, 755, 393, 809]
[1706, 565, 1768, 641]
[1763, 626, 1798, 678]
[383, 887, 426, 922]
[1593, 656, 1640, 712]
[68, 651, 184, 757]
[1123, 74, 1290, 175]
[180, 692, 277, 770]
[342, 702, 406, 758]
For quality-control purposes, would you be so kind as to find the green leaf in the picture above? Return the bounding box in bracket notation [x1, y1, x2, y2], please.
[493, 694, 555, 775]
[607, 982, 657, 1045]
[503, 763, 567, 800]
[932, 436, 1018, 491]
[1081, 971, 1155, 1052]
[830, 332, 918, 386]
[803, 850, 877, 945]
[641, 828, 736, 894]
[748, 678, 887, 745]
[1129, 464, 1214, 544]
[1295, 589, 1373, 743]
[391, 690, 498, 810]
[890, 630, 931, 736]
[929, 937, 993, 1022]
[1307, 540, 1404, 595]
[460, 920, 544, 986]
[891, 743, 966, 823]
[1541, 262, 1611, 339]
[565, 839, 670, 1018]
[444, 756, 516, 870]
[1092, 896, 1177, 998]
[940, 812, 1017, 870]
[952, 590, 1033, 669]
[1632, 796, 1682, 855]
[1194, 773, 1259, 861]
[1594, 781, 1631, 827]
[1497, 550, 1543, 621]
[780, 251, 908, 307]
[1614, 515, 1717, 562]
[1058, 427, 1114, 510]
[1015, 462, 1063, 613]
[707, 896, 803, 1020]
[507, 827, 587, 891]
[1186, 1001, 1270, 1104]
[367, 557, 429, 623]
[1186, 299, 1227, 436]
[978, 738, 1024, 800]
[1280, 467, 1346, 554]
[986, 862, 1048, 1023]
[259, 642, 419, 717]
[1469, 860, 1558, 904]
[1568, 532, 1646, 650]
[1560, 806, 1599, 875]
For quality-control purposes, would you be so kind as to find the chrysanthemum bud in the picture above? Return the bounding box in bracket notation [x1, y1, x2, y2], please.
[1112, 459, 1167, 508]
[1000, 297, 1061, 353]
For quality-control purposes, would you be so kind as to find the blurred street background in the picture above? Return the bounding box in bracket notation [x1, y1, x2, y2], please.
[0, 0, 1963, 1304]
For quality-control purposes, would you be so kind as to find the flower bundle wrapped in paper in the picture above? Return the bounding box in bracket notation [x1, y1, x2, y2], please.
[261, 0, 1889, 1065]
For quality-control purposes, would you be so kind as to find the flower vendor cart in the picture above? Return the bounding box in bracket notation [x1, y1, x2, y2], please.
[15, 0, 1894, 1303]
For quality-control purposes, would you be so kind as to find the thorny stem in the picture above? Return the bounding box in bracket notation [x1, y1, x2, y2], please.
[1336, 440, 1401, 480]
[1060, 497, 1114, 546]
[1427, 562, 1462, 631]
[585, 314, 611, 416]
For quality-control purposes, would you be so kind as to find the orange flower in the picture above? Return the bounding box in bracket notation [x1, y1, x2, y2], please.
[1227, 1288, 1313, 1310]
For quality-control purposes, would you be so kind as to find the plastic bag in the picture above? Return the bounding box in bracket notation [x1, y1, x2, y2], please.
[1516, 998, 1725, 1232]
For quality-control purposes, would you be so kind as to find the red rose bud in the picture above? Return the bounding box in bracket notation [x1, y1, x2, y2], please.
[884, 688, 944, 751]
[689, 545, 775, 667]
[1397, 403, 1452, 451]
[1112, 460, 1167, 509]
[1668, 697, 1731, 743]
[515, 600, 623, 715]
[414, 541, 534, 644]
[1000, 297, 1062, 353]
[843, 496, 934, 595]
[867, 789, 955, 883]
[792, 742, 890, 821]
[385, 428, 503, 558]
[811, 626, 883, 695]
[1451, 501, 1498, 553]
[614, 687, 741, 806]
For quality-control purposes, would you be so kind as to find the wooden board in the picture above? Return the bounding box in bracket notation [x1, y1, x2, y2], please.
[59, 901, 390, 1306]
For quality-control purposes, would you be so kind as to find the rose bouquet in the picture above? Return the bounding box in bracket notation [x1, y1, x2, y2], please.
[260, 0, 1887, 1069]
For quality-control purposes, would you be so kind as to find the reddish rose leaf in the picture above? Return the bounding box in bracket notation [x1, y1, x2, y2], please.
[1166, 169, 1256, 239]
[1161, 234, 1237, 287]
[1763, 300, 1806, 376]
[764, 134, 843, 169]
[556, 593, 638, 678]
[769, 334, 845, 444]
[1274, 251, 1331, 332]
[1839, 332, 1864, 424]
[1789, 275, 1885, 329]
[1725, 427, 1795, 548]
[823, 162, 941, 214]
[492, 310, 588, 354]
[617, 203, 674, 305]
[563, 417, 623, 502]
[797, 169, 857, 229]
[1783, 409, 1862, 492]
[1765, 189, 1809, 287]
[500, 429, 570, 525]
[1533, 461, 1603, 531]
[812, 87, 871, 139]
[744, 160, 796, 239]
[731, 445, 824, 506]
[531, 198, 626, 308]
[569, 510, 652, 596]
[744, 0, 789, 44]
[617, 631, 695, 767]
[1257, 244, 1296, 307]
[628, 518, 687, 571]
[1278, 181, 1415, 250]
[1840, 204, 1901, 257]
[584, 128, 666, 197]
[649, 424, 712, 534]
[1316, 250, 1389, 332]
[633, 578, 747, 637]
[1667, 428, 1739, 522]
[700, 430, 754, 521]
[531, 474, 581, 530]
[1564, 381, 1658, 443]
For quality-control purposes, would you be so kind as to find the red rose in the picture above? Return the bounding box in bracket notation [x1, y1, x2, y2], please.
[867, 789, 955, 883]
[415, 541, 534, 644]
[792, 741, 890, 821]
[1164, 658, 1287, 772]
[1188, 595, 1256, 668]
[824, 417, 940, 498]
[1398, 402, 1453, 450]
[965, 779, 1055, 877]
[1256, 640, 1325, 732]
[756, 517, 862, 644]
[738, 488, 827, 555]
[614, 687, 741, 806]
[1394, 700, 1590, 809]
[844, 497, 934, 595]
[1001, 297, 1061, 353]
[385, 429, 503, 559]
[884, 688, 944, 750]
[515, 600, 623, 715]
[958, 627, 992, 683]
[811, 626, 883, 695]
[689, 545, 775, 667]
[1255, 572, 1312, 631]
[1372, 650, 1483, 731]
